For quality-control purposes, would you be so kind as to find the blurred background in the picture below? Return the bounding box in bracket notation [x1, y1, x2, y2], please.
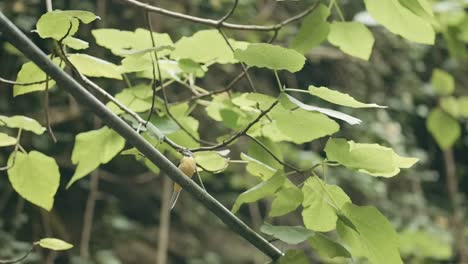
[1, 0, 468, 263]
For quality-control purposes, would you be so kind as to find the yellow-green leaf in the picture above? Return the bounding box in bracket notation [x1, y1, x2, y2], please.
[0, 133, 17, 147]
[67, 127, 125, 188]
[37, 238, 73, 251]
[308, 86, 386, 108]
[194, 151, 229, 173]
[7, 151, 60, 211]
[68, 54, 122, 80]
[431, 68, 455, 96]
[426, 108, 460, 150]
[234, 43, 306, 73]
[36, 10, 98, 40]
[328, 22, 375, 60]
[291, 4, 330, 53]
[0, 115, 46, 135]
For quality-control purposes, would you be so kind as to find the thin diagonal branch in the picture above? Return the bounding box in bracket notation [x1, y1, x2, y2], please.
[190, 100, 279, 152]
[0, 245, 35, 264]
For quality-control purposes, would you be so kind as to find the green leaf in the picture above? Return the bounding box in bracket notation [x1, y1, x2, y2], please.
[272, 104, 339, 144]
[308, 234, 351, 259]
[36, 10, 99, 40]
[290, 4, 330, 53]
[13, 58, 63, 97]
[231, 173, 285, 213]
[308, 86, 386, 108]
[328, 22, 375, 60]
[93, 28, 173, 56]
[68, 54, 122, 80]
[0, 115, 46, 135]
[234, 43, 306, 73]
[277, 250, 309, 264]
[171, 29, 246, 64]
[67, 127, 125, 188]
[426, 108, 460, 150]
[62, 37, 89, 50]
[260, 222, 314, 244]
[106, 84, 154, 115]
[363, 0, 435, 44]
[270, 186, 303, 217]
[0, 133, 17, 147]
[431, 69, 455, 96]
[302, 177, 351, 232]
[458, 96, 468, 118]
[194, 151, 229, 173]
[37, 238, 73, 251]
[240, 153, 277, 180]
[398, 0, 436, 25]
[440, 96, 459, 117]
[7, 151, 60, 211]
[338, 203, 403, 264]
[324, 138, 418, 177]
[282, 93, 362, 125]
[399, 230, 452, 260]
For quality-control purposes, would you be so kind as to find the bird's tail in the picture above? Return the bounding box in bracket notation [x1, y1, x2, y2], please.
[169, 190, 181, 210]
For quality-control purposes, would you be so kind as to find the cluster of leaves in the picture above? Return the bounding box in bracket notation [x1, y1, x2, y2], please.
[2, 0, 461, 262]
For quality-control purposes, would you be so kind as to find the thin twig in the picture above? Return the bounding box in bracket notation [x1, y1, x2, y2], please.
[217, 0, 239, 24]
[0, 245, 35, 264]
[80, 170, 100, 258]
[0, 129, 23, 171]
[156, 175, 172, 264]
[244, 134, 301, 173]
[117, 0, 317, 32]
[44, 65, 57, 143]
[218, 28, 256, 92]
[0, 76, 47, 86]
[190, 100, 279, 152]
[145, 12, 215, 145]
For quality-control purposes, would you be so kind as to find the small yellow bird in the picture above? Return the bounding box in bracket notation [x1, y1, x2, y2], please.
[170, 151, 197, 209]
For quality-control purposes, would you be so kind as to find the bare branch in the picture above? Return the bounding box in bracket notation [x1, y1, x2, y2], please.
[116, 0, 317, 32]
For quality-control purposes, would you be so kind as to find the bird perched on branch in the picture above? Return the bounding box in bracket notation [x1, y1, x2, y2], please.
[170, 150, 197, 209]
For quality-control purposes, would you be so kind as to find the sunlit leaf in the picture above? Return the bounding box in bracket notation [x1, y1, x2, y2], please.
[308, 86, 386, 108]
[36, 10, 99, 40]
[37, 238, 73, 251]
[241, 153, 277, 180]
[7, 151, 60, 211]
[0, 133, 17, 147]
[431, 68, 455, 96]
[106, 84, 154, 115]
[426, 108, 460, 150]
[68, 54, 122, 79]
[337, 203, 403, 264]
[324, 138, 418, 177]
[270, 186, 303, 217]
[364, 0, 435, 44]
[67, 127, 125, 188]
[302, 177, 350, 232]
[194, 151, 229, 173]
[231, 173, 285, 213]
[92, 28, 173, 56]
[234, 43, 306, 73]
[291, 4, 330, 53]
[62, 37, 89, 50]
[0, 115, 45, 135]
[13, 58, 63, 97]
[328, 22, 375, 60]
[171, 29, 246, 64]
